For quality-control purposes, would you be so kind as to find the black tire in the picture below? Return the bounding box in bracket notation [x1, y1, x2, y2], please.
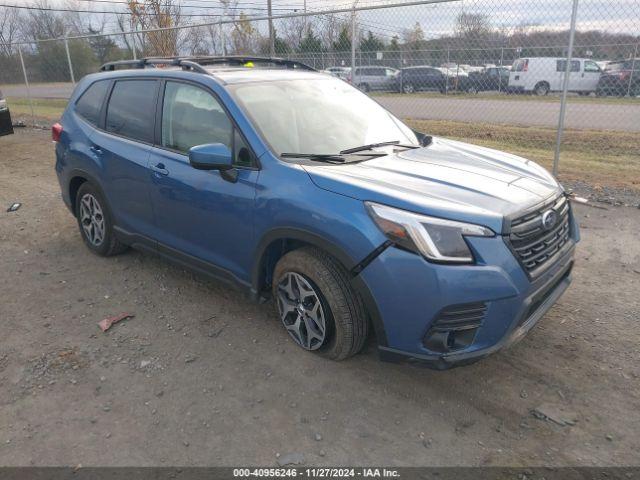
[75, 182, 128, 257]
[402, 83, 415, 94]
[467, 85, 479, 94]
[534, 81, 550, 96]
[358, 83, 370, 93]
[272, 247, 368, 361]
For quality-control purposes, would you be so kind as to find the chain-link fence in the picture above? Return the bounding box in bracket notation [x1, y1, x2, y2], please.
[1, 0, 638, 186]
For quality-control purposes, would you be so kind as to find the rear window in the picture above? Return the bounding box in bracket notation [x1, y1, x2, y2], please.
[106, 80, 158, 143]
[75, 80, 109, 126]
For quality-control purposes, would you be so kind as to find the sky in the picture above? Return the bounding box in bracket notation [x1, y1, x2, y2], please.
[5, 0, 640, 41]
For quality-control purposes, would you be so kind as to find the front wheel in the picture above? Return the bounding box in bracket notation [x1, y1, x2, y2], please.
[272, 247, 368, 360]
[75, 182, 128, 256]
[358, 83, 370, 92]
[534, 82, 550, 96]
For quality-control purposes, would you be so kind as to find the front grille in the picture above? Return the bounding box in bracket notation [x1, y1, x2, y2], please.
[508, 195, 571, 275]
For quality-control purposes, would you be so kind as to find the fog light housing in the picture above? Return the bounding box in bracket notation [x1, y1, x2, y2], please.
[422, 302, 487, 353]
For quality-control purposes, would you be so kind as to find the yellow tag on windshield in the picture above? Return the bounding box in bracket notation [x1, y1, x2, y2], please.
[244, 61, 255, 68]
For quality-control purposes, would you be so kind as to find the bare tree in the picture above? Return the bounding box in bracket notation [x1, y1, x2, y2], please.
[0, 7, 22, 55]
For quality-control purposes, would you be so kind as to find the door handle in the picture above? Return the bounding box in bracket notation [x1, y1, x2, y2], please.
[151, 162, 169, 176]
[90, 145, 103, 155]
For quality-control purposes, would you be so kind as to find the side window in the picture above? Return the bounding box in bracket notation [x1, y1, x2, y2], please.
[161, 81, 232, 154]
[106, 80, 158, 143]
[584, 60, 600, 72]
[75, 80, 109, 126]
[556, 60, 580, 72]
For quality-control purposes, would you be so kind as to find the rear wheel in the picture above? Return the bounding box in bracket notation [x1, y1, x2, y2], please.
[358, 83, 370, 93]
[75, 182, 128, 257]
[467, 85, 479, 94]
[402, 83, 415, 94]
[534, 81, 550, 96]
[272, 247, 368, 360]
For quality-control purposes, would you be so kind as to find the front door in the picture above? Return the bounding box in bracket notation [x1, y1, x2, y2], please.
[147, 80, 259, 284]
[580, 60, 602, 92]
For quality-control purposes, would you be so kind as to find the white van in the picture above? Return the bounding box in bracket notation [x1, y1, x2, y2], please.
[508, 57, 602, 95]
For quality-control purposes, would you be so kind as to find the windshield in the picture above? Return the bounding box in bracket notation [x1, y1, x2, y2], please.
[229, 77, 418, 156]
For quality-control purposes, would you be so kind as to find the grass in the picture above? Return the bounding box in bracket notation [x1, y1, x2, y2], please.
[405, 119, 640, 190]
[7, 97, 68, 122]
[5, 97, 638, 191]
[373, 91, 640, 104]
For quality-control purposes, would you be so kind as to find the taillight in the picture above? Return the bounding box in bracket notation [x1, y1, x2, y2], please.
[52, 123, 63, 142]
[523, 59, 529, 72]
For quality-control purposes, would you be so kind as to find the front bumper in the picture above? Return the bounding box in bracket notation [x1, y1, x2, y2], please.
[358, 211, 578, 369]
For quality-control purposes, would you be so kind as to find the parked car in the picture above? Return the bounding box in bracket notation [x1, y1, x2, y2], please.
[323, 66, 350, 80]
[508, 57, 602, 95]
[54, 56, 578, 369]
[0, 89, 14, 137]
[466, 66, 510, 93]
[348, 66, 398, 92]
[596, 59, 640, 97]
[398, 66, 468, 94]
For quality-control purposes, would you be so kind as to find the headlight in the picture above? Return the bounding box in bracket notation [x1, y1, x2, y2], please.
[366, 202, 494, 263]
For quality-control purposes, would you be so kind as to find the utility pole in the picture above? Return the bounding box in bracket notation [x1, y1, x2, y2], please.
[268, 0, 275, 56]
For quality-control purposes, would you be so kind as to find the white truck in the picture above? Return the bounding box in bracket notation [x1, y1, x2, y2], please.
[508, 57, 602, 95]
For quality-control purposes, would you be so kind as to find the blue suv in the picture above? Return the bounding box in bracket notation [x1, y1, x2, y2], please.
[54, 57, 578, 369]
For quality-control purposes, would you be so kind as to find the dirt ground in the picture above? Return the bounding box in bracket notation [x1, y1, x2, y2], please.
[1, 128, 639, 467]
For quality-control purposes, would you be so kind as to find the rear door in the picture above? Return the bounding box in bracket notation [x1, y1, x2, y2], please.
[90, 78, 159, 238]
[0, 90, 14, 137]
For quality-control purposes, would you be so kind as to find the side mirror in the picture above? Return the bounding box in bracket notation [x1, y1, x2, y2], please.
[189, 143, 238, 182]
[189, 143, 233, 170]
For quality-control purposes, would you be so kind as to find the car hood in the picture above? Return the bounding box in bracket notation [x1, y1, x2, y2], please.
[302, 137, 562, 234]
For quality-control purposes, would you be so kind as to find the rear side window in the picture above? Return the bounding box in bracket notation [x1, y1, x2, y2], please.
[513, 59, 528, 72]
[106, 80, 158, 143]
[75, 81, 109, 126]
[161, 81, 232, 154]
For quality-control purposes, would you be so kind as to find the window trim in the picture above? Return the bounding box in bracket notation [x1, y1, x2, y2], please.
[154, 78, 260, 171]
[103, 77, 160, 146]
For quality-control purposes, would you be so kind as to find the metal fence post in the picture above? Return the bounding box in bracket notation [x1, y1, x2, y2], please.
[553, 0, 579, 177]
[627, 43, 638, 97]
[17, 46, 36, 127]
[64, 38, 76, 85]
[131, 33, 137, 60]
[351, 7, 357, 76]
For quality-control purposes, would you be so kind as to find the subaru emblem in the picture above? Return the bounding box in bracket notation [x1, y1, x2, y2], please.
[541, 209, 558, 230]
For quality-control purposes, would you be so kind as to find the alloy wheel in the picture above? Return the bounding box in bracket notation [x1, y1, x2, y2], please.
[276, 272, 327, 350]
[79, 193, 105, 247]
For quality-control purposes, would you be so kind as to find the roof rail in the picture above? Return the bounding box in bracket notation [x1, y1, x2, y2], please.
[99, 57, 210, 74]
[99, 56, 315, 73]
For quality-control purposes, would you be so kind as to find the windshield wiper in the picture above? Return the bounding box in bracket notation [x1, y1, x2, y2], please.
[339, 140, 420, 155]
[280, 152, 387, 163]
